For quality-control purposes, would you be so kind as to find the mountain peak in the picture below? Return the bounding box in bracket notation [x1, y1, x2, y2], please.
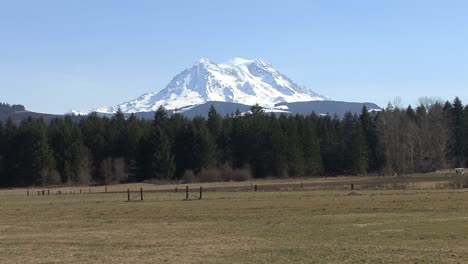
[225, 57, 255, 65]
[196, 58, 215, 65]
[94, 58, 330, 113]
[224, 57, 270, 67]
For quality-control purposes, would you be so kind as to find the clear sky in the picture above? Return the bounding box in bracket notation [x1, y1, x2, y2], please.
[1, 0, 467, 114]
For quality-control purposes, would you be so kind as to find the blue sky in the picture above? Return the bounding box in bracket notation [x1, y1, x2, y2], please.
[1, 0, 467, 113]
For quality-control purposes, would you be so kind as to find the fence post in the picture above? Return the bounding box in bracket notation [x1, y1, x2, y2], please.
[199, 186, 202, 200]
[140, 188, 143, 201]
[175, 186, 178, 193]
[42, 190, 45, 196]
[37, 191, 40, 196]
[27, 190, 29, 196]
[186, 185, 189, 200]
[80, 189, 82, 194]
[48, 190, 50, 195]
[351, 184, 354, 190]
[127, 189, 130, 202]
[254, 184, 257, 192]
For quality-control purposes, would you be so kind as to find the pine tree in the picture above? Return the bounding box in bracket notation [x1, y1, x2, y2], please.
[79, 113, 110, 183]
[206, 105, 222, 165]
[343, 112, 368, 175]
[110, 108, 128, 158]
[193, 117, 216, 170]
[317, 116, 343, 175]
[247, 113, 271, 178]
[126, 113, 143, 182]
[464, 105, 468, 166]
[150, 106, 175, 180]
[360, 106, 378, 171]
[207, 105, 222, 138]
[97, 108, 132, 183]
[218, 117, 233, 165]
[151, 127, 175, 180]
[135, 134, 153, 181]
[174, 122, 196, 178]
[16, 118, 55, 186]
[49, 116, 89, 184]
[405, 105, 416, 120]
[302, 115, 323, 176]
[450, 97, 465, 167]
[0, 120, 5, 186]
[270, 117, 288, 177]
[249, 104, 264, 115]
[154, 106, 169, 129]
[284, 116, 304, 177]
[231, 113, 250, 169]
[1, 118, 17, 186]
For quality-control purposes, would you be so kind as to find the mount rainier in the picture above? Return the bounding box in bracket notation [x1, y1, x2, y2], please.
[0, 58, 380, 122]
[94, 58, 330, 113]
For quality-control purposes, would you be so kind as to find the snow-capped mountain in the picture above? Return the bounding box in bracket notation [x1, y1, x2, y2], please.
[93, 58, 330, 113]
[66, 110, 88, 116]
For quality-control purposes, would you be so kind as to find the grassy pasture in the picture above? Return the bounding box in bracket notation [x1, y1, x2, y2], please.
[1, 176, 468, 263]
[2, 173, 456, 197]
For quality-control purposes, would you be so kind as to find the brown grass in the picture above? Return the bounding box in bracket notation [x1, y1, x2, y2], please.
[2, 172, 457, 197]
[1, 175, 468, 263]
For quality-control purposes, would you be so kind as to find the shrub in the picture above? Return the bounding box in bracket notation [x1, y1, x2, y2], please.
[41, 168, 61, 186]
[198, 168, 223, 183]
[100, 157, 127, 184]
[231, 168, 251, 182]
[214, 163, 252, 182]
[181, 170, 195, 183]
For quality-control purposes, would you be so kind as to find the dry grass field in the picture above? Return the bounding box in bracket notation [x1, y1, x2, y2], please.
[1, 175, 468, 263]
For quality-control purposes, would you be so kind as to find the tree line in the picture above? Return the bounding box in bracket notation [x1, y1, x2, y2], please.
[0, 97, 467, 187]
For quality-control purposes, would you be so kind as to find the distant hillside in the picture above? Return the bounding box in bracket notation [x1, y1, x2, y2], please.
[129, 101, 381, 119]
[0, 103, 26, 114]
[0, 100, 381, 123]
[0, 103, 61, 123]
[275, 101, 381, 118]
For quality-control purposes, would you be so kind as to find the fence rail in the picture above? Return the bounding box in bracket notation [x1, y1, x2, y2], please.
[22, 175, 467, 203]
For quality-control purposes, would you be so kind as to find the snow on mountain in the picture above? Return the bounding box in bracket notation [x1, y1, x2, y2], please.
[65, 110, 89, 116]
[93, 58, 330, 113]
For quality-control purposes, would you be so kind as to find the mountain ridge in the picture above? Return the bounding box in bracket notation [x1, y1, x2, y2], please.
[93, 58, 329, 113]
[1, 100, 381, 123]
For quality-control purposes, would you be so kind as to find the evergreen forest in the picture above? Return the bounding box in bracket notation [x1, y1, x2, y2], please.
[0, 97, 467, 187]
